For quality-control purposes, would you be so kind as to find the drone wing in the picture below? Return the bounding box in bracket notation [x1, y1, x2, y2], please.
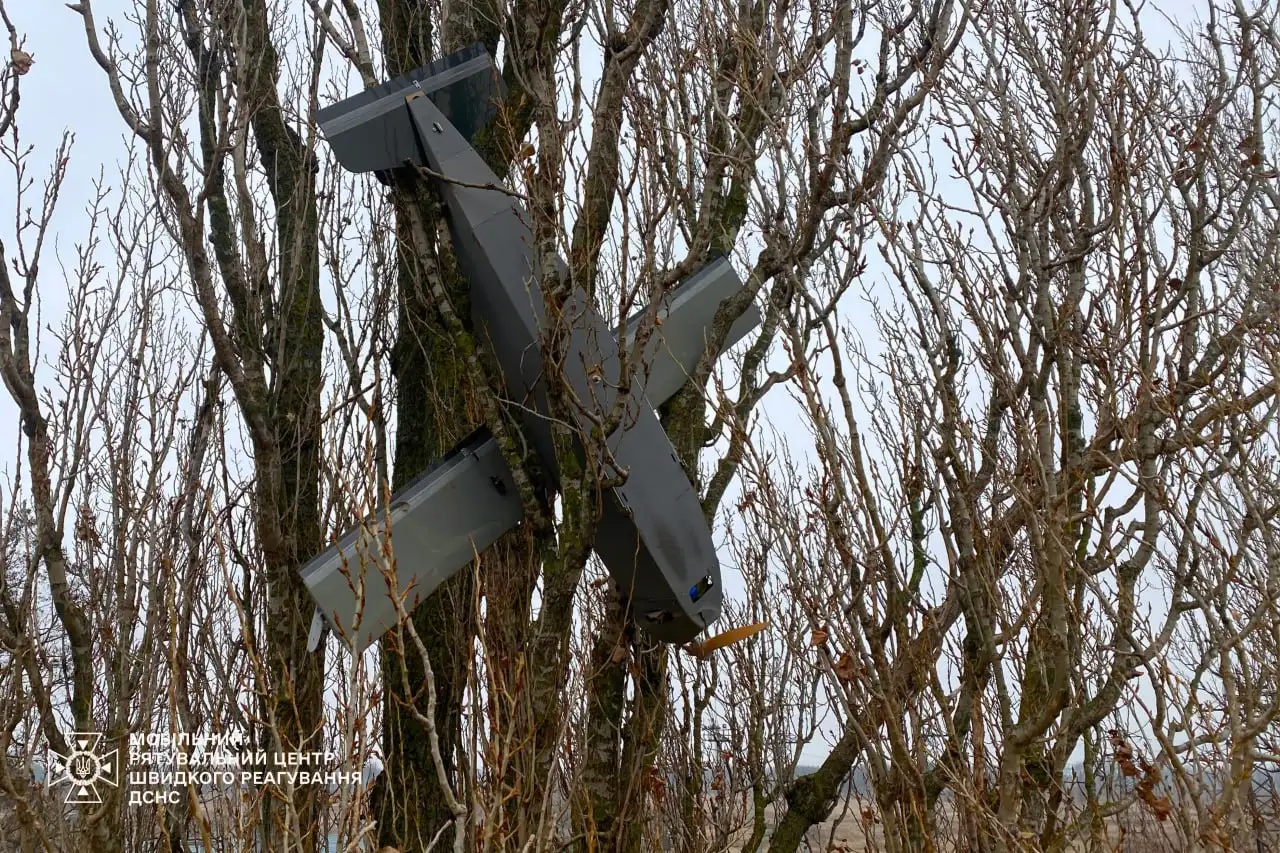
[620, 255, 763, 407]
[310, 46, 766, 648]
[301, 427, 521, 651]
[303, 259, 761, 651]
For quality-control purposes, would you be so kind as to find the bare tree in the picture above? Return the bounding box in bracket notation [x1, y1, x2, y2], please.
[729, 2, 1280, 851]
[2, 0, 1278, 851]
[0, 63, 233, 852]
[61, 0, 331, 846]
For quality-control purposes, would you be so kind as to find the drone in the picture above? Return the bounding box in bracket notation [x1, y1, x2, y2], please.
[302, 44, 762, 652]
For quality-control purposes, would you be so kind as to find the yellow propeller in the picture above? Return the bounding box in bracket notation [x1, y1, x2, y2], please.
[682, 621, 769, 658]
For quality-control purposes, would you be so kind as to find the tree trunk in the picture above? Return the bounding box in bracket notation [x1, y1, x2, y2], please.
[237, 1, 328, 846]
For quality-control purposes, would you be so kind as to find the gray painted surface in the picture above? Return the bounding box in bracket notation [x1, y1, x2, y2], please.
[308, 46, 763, 647]
[302, 427, 521, 650]
[301, 258, 758, 650]
[620, 257, 763, 407]
[405, 92, 722, 641]
[315, 43, 503, 172]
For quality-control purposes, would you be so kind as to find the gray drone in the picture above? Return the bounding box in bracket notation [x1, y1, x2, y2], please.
[302, 44, 760, 652]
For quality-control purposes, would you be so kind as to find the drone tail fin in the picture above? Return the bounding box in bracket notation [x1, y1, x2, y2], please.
[317, 43, 505, 175]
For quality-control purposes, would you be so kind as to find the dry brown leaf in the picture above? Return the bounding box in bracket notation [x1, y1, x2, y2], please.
[644, 766, 666, 802]
[1109, 730, 1172, 821]
[810, 627, 829, 646]
[1148, 794, 1173, 821]
[10, 49, 33, 75]
[74, 504, 101, 547]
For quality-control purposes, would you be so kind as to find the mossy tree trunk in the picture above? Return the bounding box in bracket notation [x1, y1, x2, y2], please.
[372, 5, 538, 849]
[177, 0, 329, 845]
